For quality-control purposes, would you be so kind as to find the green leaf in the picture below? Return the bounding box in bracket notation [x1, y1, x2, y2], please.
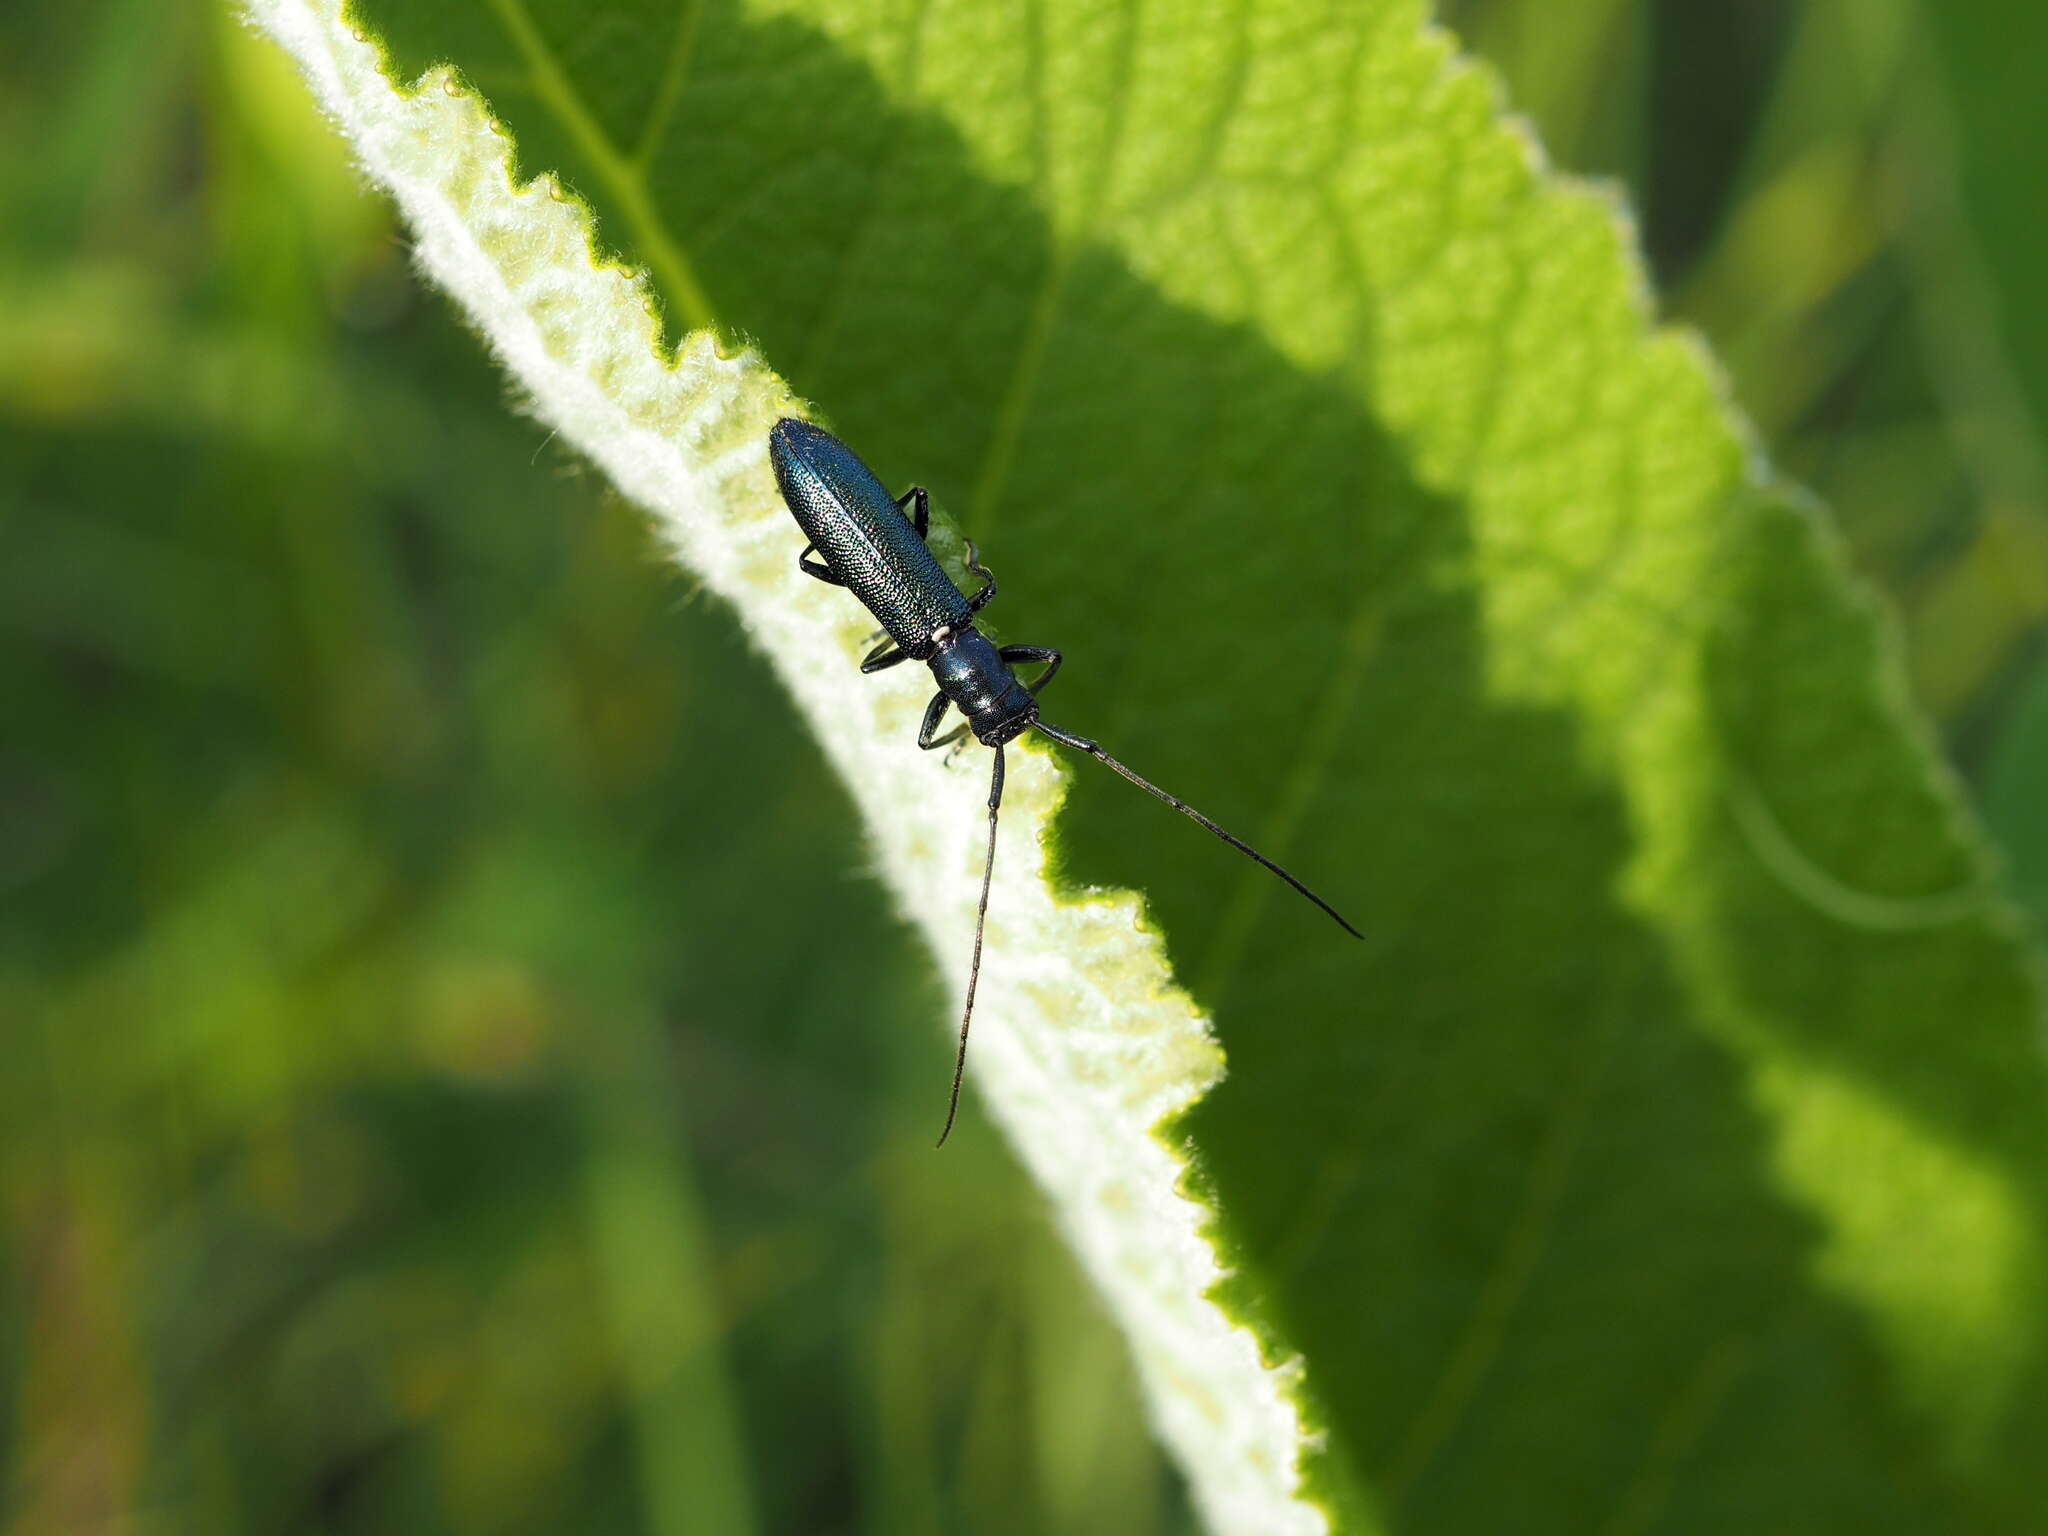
[249, 0, 2048, 1530]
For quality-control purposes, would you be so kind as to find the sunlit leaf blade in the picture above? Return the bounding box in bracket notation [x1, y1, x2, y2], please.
[251, 0, 2048, 1530]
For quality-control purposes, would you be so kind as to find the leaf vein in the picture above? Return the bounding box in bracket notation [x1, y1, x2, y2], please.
[1384, 989, 1630, 1505]
[631, 0, 706, 168]
[483, 0, 715, 332]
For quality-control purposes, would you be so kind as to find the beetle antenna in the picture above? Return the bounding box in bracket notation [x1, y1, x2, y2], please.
[1032, 721, 1362, 939]
[938, 744, 1006, 1147]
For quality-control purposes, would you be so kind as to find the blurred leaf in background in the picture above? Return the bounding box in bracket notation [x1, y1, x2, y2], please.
[4, 1, 2047, 1534]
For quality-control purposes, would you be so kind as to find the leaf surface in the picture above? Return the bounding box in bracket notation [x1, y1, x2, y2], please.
[250, 1, 2048, 1530]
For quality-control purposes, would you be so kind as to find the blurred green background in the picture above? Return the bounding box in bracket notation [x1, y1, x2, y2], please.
[4, 2, 2045, 1533]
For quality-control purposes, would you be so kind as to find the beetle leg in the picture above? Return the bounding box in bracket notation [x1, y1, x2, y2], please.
[895, 485, 930, 539]
[1001, 644, 1062, 695]
[918, 692, 967, 750]
[964, 539, 998, 612]
[798, 542, 843, 585]
[861, 637, 911, 673]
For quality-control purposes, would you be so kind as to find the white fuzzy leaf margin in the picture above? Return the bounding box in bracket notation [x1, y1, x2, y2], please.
[245, 3, 1323, 1531]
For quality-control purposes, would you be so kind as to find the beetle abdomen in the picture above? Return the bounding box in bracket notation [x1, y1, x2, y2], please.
[771, 418, 970, 657]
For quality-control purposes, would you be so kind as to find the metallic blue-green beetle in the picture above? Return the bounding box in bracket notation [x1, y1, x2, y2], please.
[770, 418, 1359, 1144]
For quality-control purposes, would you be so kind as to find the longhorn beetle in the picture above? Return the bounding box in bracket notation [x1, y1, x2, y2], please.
[769, 417, 1361, 1145]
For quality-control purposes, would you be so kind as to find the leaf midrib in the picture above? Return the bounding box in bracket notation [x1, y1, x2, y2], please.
[482, 0, 716, 334]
